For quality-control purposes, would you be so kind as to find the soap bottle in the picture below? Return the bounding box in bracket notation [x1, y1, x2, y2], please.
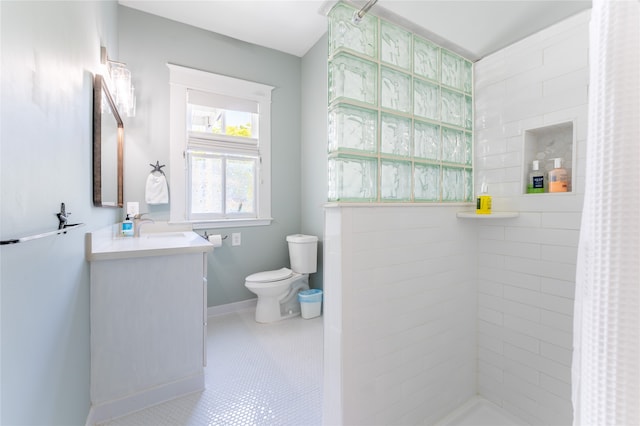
[121, 214, 134, 237]
[476, 180, 492, 214]
[548, 158, 568, 193]
[527, 160, 545, 193]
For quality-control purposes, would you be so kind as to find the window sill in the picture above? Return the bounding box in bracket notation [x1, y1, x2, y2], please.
[187, 218, 273, 230]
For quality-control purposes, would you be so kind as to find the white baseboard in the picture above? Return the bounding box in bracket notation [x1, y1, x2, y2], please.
[86, 372, 204, 426]
[207, 298, 257, 318]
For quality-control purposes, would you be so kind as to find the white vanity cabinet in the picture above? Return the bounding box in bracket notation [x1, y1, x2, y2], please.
[86, 228, 213, 424]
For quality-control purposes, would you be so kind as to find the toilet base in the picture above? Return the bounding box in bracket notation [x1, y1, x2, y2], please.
[254, 298, 300, 323]
[253, 275, 309, 323]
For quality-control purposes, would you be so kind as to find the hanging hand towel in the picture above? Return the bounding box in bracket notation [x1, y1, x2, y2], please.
[145, 173, 169, 204]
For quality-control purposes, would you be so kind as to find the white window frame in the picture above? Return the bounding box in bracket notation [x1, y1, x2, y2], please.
[168, 64, 274, 228]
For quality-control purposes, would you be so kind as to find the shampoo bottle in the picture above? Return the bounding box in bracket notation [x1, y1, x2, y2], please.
[548, 158, 568, 193]
[476, 180, 492, 214]
[121, 214, 134, 237]
[527, 160, 545, 193]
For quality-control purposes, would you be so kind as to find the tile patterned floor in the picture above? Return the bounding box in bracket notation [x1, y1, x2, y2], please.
[100, 309, 323, 426]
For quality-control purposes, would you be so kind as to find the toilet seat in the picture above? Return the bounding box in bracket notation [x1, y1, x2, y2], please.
[246, 267, 293, 283]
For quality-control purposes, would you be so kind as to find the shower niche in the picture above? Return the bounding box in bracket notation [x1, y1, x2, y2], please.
[522, 121, 575, 194]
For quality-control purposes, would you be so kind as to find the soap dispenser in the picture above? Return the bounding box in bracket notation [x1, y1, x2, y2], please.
[548, 158, 568, 193]
[121, 214, 134, 237]
[527, 160, 545, 193]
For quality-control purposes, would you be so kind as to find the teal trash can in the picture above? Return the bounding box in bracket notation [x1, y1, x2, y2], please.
[298, 289, 323, 319]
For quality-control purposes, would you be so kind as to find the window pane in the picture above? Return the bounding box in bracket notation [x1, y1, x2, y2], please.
[224, 110, 253, 138]
[226, 157, 256, 214]
[189, 104, 223, 134]
[190, 155, 222, 214]
[188, 104, 255, 138]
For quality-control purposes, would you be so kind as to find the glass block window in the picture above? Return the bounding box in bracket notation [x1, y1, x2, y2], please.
[329, 2, 377, 58]
[328, 155, 377, 202]
[381, 21, 411, 70]
[328, 104, 377, 154]
[327, 2, 473, 203]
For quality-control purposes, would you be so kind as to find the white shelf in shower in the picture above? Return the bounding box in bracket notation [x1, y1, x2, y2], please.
[456, 211, 519, 219]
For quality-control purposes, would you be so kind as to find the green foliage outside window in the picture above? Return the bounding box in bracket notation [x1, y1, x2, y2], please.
[226, 124, 252, 138]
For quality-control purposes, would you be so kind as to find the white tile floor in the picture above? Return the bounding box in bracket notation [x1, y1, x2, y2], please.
[99, 309, 323, 426]
[435, 397, 528, 426]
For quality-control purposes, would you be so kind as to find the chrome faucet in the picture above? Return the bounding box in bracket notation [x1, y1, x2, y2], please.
[133, 213, 154, 237]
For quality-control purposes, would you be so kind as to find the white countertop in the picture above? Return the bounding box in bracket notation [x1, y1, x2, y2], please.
[86, 224, 214, 261]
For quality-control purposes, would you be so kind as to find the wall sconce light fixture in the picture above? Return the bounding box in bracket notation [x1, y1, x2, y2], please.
[101, 46, 136, 117]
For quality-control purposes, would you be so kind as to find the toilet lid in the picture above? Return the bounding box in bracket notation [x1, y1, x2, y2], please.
[246, 267, 293, 283]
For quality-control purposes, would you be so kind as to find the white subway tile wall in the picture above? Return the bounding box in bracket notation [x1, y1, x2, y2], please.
[474, 9, 589, 425]
[324, 206, 478, 425]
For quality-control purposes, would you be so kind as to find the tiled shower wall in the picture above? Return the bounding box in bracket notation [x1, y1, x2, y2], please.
[474, 10, 589, 425]
[323, 205, 477, 425]
[323, 8, 589, 426]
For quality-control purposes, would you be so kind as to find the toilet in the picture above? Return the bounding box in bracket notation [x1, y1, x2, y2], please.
[245, 234, 318, 323]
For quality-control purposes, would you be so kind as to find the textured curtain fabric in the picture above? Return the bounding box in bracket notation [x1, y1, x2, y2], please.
[572, 1, 640, 425]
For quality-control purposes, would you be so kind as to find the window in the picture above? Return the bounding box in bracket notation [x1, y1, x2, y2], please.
[168, 64, 274, 228]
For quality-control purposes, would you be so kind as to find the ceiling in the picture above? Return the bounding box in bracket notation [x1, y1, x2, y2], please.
[118, 0, 591, 61]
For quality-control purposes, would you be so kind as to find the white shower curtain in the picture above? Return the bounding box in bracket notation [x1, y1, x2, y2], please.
[572, 1, 640, 425]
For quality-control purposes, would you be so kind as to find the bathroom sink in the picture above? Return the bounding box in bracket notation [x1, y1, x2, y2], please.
[137, 231, 203, 245]
[87, 227, 213, 261]
[142, 231, 199, 240]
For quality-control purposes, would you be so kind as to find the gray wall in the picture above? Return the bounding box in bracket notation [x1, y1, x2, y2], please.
[118, 6, 307, 306]
[0, 1, 119, 424]
[301, 34, 328, 289]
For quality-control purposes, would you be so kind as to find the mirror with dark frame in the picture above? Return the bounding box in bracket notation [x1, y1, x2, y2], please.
[93, 73, 123, 207]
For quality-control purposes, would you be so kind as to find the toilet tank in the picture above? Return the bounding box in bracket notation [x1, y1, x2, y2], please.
[286, 234, 318, 274]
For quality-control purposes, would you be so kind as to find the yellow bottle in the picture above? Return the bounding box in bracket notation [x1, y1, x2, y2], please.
[476, 181, 492, 214]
